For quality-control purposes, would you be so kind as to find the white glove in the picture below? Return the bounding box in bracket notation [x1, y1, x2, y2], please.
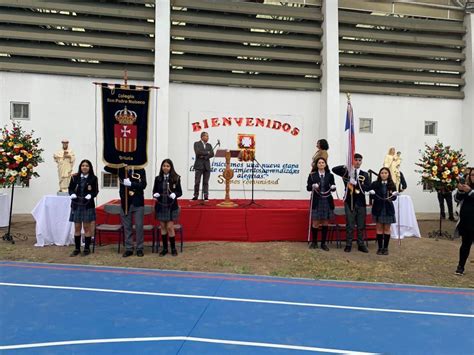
[369, 190, 376, 195]
[330, 185, 337, 191]
[70, 193, 77, 200]
[392, 191, 400, 196]
[153, 192, 160, 199]
[85, 194, 92, 200]
[123, 178, 132, 187]
[169, 193, 176, 199]
[350, 178, 357, 185]
[312, 183, 319, 190]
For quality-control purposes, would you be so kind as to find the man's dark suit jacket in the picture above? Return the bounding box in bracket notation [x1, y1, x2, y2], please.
[193, 141, 214, 171]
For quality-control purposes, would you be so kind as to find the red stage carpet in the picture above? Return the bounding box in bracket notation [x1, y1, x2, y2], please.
[96, 199, 376, 243]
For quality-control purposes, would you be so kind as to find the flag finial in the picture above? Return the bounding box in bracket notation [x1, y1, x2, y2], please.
[346, 92, 351, 102]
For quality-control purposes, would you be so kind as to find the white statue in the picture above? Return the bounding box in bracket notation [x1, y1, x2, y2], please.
[53, 139, 75, 192]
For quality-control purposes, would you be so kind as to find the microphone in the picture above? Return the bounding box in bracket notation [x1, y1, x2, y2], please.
[217, 139, 221, 146]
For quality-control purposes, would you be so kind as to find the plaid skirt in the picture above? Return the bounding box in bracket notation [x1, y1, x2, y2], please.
[373, 208, 396, 224]
[69, 206, 96, 223]
[311, 199, 334, 220]
[156, 207, 180, 222]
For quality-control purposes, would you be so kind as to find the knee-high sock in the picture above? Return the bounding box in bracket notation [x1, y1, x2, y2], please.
[321, 226, 328, 245]
[84, 236, 91, 250]
[311, 227, 318, 246]
[161, 234, 168, 250]
[170, 236, 176, 250]
[376, 234, 383, 249]
[74, 235, 81, 250]
[383, 234, 390, 249]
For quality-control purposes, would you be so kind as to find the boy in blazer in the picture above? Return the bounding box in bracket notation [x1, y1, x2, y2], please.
[332, 153, 371, 253]
[104, 165, 147, 257]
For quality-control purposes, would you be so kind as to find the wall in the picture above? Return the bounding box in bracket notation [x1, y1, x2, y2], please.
[340, 94, 464, 212]
[168, 82, 321, 200]
[0, 72, 154, 213]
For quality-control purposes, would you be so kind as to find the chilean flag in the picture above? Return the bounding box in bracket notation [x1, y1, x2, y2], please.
[345, 98, 356, 196]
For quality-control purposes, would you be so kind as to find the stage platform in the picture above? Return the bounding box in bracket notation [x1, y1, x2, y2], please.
[96, 199, 376, 243]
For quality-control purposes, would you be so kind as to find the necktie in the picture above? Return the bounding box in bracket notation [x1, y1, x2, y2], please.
[354, 169, 357, 180]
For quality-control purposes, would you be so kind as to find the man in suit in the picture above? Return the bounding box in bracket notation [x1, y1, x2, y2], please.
[104, 165, 147, 257]
[437, 188, 455, 221]
[332, 153, 371, 253]
[192, 131, 214, 200]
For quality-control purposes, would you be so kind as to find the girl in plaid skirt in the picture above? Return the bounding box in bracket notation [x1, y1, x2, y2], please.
[153, 159, 182, 256]
[306, 157, 336, 251]
[369, 167, 398, 255]
[68, 159, 99, 256]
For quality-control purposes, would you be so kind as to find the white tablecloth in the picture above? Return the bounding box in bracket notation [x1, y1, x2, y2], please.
[0, 193, 10, 227]
[390, 195, 421, 239]
[31, 195, 74, 246]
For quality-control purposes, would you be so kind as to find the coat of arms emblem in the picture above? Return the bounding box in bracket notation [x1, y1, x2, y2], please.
[114, 107, 137, 152]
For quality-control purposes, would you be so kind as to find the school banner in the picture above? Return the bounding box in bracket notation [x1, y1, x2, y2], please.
[102, 85, 150, 168]
[188, 112, 302, 192]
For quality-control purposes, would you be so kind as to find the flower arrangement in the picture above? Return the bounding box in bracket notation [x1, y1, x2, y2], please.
[0, 122, 44, 188]
[416, 140, 468, 192]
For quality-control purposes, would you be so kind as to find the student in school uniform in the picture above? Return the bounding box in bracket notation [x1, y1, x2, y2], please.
[454, 168, 474, 276]
[68, 159, 99, 257]
[104, 165, 147, 257]
[153, 159, 183, 256]
[332, 153, 371, 253]
[368, 167, 399, 255]
[307, 157, 336, 251]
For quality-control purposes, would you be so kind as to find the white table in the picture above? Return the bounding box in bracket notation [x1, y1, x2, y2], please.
[0, 193, 10, 227]
[31, 195, 74, 246]
[391, 195, 421, 239]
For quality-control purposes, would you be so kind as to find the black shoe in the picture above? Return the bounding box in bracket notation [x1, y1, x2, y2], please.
[358, 245, 369, 253]
[136, 250, 144, 257]
[171, 248, 178, 256]
[382, 248, 389, 255]
[204, 196, 209, 201]
[455, 266, 464, 276]
[309, 242, 318, 249]
[159, 249, 168, 257]
[449, 216, 456, 221]
[191, 196, 198, 201]
[376, 248, 383, 255]
[122, 250, 133, 258]
[344, 246, 351, 253]
[82, 249, 91, 256]
[441, 214, 446, 219]
[321, 244, 329, 251]
[70, 249, 80, 257]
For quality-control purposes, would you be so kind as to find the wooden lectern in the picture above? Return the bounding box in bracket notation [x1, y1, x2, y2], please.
[215, 149, 240, 208]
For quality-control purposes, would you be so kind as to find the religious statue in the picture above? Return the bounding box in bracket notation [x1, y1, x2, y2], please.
[53, 139, 75, 192]
[383, 147, 401, 191]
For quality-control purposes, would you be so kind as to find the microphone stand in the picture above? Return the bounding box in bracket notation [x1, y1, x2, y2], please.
[243, 154, 268, 208]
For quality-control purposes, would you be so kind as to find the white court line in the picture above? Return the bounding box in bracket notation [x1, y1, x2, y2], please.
[0, 282, 473, 318]
[0, 336, 377, 354]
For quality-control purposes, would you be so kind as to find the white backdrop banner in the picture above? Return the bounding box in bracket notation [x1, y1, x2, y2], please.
[188, 112, 303, 192]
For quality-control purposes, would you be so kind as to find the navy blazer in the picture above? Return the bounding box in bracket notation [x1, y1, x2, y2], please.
[306, 171, 335, 210]
[369, 181, 397, 217]
[332, 165, 370, 207]
[152, 175, 183, 213]
[104, 166, 147, 211]
[193, 141, 214, 171]
[68, 174, 99, 210]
